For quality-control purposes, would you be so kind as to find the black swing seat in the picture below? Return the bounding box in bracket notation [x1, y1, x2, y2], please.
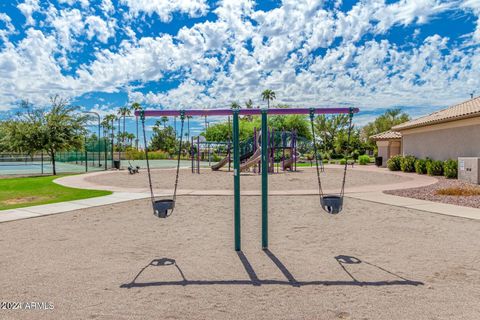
[320, 195, 343, 214]
[153, 199, 175, 218]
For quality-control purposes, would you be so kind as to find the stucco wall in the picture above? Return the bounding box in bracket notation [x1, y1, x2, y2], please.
[376, 140, 401, 167]
[402, 124, 480, 160]
[377, 141, 389, 167]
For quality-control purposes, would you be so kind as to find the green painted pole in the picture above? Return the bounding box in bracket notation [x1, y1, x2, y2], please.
[261, 109, 268, 249]
[233, 109, 241, 251]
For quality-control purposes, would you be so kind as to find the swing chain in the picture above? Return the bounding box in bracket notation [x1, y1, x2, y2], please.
[172, 111, 185, 206]
[309, 108, 324, 197]
[340, 108, 354, 197]
[140, 110, 156, 206]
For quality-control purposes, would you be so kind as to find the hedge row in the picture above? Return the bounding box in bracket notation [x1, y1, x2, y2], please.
[387, 155, 457, 179]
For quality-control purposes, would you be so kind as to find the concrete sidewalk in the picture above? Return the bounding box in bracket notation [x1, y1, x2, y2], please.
[2, 188, 480, 223]
[0, 192, 149, 223]
[347, 192, 480, 220]
[2, 166, 480, 223]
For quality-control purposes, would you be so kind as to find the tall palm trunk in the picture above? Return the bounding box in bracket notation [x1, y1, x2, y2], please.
[123, 114, 126, 149]
[135, 117, 139, 150]
[111, 119, 114, 164]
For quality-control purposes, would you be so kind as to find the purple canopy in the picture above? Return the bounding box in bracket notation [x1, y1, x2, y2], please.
[135, 107, 359, 117]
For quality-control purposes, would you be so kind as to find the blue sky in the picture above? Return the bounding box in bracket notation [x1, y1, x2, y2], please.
[0, 0, 480, 139]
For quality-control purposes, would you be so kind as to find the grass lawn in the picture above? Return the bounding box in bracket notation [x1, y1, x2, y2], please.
[0, 175, 112, 210]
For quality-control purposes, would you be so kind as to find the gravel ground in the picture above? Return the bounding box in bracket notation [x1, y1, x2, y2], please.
[84, 167, 412, 192]
[1, 194, 480, 319]
[385, 176, 480, 208]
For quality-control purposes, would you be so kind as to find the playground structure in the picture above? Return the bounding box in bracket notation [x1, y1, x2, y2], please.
[138, 107, 359, 251]
[190, 128, 301, 174]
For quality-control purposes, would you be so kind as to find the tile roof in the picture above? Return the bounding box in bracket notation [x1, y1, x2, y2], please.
[370, 130, 402, 140]
[393, 96, 480, 131]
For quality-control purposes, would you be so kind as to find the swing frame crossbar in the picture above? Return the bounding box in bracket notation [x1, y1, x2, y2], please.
[137, 107, 360, 251]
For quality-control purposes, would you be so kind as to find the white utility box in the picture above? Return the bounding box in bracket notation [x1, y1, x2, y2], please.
[458, 157, 480, 184]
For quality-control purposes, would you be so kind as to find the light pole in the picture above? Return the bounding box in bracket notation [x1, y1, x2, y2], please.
[81, 110, 101, 168]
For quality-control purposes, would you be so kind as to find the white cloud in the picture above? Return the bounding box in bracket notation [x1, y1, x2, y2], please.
[17, 0, 40, 26]
[0, 13, 15, 42]
[58, 0, 90, 9]
[0, 29, 83, 106]
[139, 80, 216, 109]
[100, 0, 115, 15]
[374, 0, 454, 33]
[85, 16, 116, 43]
[119, 0, 209, 22]
[46, 7, 84, 50]
[2, 0, 480, 118]
[461, 0, 480, 43]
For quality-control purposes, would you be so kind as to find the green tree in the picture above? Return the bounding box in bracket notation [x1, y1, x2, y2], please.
[261, 89, 276, 109]
[0, 122, 7, 152]
[314, 114, 351, 154]
[149, 122, 177, 152]
[131, 102, 142, 150]
[361, 108, 410, 149]
[104, 114, 117, 152]
[6, 97, 88, 175]
[117, 106, 131, 149]
[126, 133, 135, 147]
[160, 116, 169, 128]
[231, 101, 240, 109]
[269, 114, 311, 140]
[244, 99, 254, 121]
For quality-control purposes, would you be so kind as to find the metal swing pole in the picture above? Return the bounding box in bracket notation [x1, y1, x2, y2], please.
[233, 109, 241, 251]
[261, 109, 268, 249]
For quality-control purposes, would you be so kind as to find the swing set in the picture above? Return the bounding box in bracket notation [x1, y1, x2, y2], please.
[138, 107, 359, 251]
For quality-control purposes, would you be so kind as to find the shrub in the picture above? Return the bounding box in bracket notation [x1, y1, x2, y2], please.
[400, 155, 416, 172]
[329, 160, 336, 164]
[436, 187, 480, 196]
[351, 150, 360, 160]
[443, 159, 458, 179]
[211, 153, 222, 162]
[358, 155, 370, 165]
[339, 159, 347, 165]
[322, 159, 329, 164]
[426, 160, 443, 176]
[414, 159, 427, 174]
[387, 155, 402, 171]
[330, 153, 344, 160]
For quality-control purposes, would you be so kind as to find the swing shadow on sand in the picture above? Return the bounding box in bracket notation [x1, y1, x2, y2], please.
[120, 251, 423, 288]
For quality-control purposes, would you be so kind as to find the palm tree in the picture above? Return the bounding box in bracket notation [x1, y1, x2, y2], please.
[100, 118, 112, 166]
[245, 99, 253, 121]
[127, 133, 135, 147]
[203, 115, 208, 131]
[161, 116, 168, 129]
[261, 89, 276, 109]
[131, 102, 142, 150]
[104, 114, 116, 160]
[186, 115, 192, 140]
[231, 102, 240, 109]
[117, 106, 131, 150]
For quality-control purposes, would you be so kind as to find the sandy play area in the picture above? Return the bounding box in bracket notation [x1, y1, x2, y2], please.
[1, 169, 479, 320]
[84, 166, 413, 191]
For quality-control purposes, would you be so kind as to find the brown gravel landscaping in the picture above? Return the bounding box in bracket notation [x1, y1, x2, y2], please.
[385, 176, 480, 208]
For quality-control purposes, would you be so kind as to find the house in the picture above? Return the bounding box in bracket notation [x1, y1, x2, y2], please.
[371, 96, 480, 166]
[370, 130, 402, 166]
